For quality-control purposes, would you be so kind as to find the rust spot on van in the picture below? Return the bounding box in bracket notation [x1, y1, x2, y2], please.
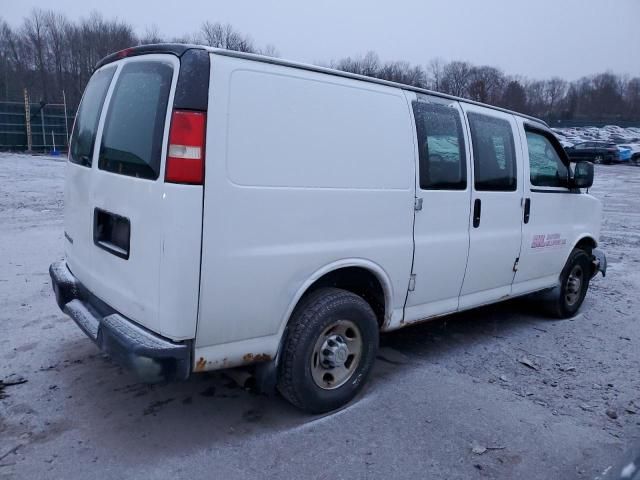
[195, 357, 207, 372]
[242, 353, 272, 363]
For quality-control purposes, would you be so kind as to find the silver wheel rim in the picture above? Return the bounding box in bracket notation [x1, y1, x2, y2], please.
[565, 265, 584, 306]
[310, 320, 362, 390]
[594, 156, 602, 164]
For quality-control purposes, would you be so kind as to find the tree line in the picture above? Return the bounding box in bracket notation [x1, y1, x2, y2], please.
[329, 53, 640, 122]
[0, 10, 278, 108]
[1, 9, 638, 122]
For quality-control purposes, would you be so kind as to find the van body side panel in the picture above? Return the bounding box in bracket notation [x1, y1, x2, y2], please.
[196, 54, 415, 352]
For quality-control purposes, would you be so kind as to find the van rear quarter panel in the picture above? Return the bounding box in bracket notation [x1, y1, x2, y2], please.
[196, 54, 415, 353]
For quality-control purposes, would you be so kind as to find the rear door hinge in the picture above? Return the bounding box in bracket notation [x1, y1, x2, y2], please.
[414, 197, 423, 211]
[513, 257, 520, 272]
[408, 274, 416, 291]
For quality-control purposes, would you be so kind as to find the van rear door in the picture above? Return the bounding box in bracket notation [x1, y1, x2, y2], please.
[65, 51, 208, 341]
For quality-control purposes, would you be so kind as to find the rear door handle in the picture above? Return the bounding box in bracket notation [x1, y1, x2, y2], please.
[473, 198, 481, 228]
[523, 198, 531, 224]
[93, 208, 131, 260]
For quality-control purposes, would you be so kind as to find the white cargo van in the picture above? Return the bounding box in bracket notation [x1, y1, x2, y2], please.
[50, 44, 606, 413]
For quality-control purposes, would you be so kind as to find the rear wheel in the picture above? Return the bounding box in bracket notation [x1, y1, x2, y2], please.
[594, 155, 603, 164]
[277, 288, 379, 414]
[545, 249, 592, 318]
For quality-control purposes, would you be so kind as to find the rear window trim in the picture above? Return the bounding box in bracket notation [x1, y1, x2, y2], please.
[97, 60, 174, 180]
[68, 66, 117, 168]
[89, 54, 181, 182]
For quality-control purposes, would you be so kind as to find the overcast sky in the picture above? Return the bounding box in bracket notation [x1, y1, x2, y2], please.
[3, 0, 639, 80]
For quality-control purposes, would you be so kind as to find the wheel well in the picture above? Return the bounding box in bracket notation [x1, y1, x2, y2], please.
[302, 267, 386, 327]
[575, 236, 597, 253]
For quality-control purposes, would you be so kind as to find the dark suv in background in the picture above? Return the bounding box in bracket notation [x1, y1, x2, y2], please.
[565, 141, 621, 164]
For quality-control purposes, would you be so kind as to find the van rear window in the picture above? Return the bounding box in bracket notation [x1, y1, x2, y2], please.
[98, 62, 173, 180]
[69, 67, 116, 167]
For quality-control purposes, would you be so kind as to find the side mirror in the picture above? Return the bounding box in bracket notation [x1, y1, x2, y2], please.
[571, 161, 594, 189]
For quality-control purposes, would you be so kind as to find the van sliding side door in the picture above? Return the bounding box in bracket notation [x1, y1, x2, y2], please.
[458, 104, 524, 308]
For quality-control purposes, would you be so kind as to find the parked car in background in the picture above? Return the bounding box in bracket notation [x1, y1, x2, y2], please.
[617, 146, 633, 163]
[619, 144, 640, 164]
[565, 141, 621, 164]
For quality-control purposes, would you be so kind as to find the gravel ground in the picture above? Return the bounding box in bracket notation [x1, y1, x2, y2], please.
[0, 153, 638, 479]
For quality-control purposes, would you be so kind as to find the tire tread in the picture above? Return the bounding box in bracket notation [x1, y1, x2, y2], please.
[277, 287, 377, 412]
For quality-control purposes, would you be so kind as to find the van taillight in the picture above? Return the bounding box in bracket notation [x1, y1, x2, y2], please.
[165, 110, 206, 185]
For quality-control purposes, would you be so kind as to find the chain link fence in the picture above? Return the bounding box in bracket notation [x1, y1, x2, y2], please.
[0, 92, 75, 153]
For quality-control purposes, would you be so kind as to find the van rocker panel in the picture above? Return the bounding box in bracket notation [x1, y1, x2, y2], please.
[49, 260, 190, 383]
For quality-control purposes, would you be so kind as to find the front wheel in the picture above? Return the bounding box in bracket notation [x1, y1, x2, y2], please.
[277, 288, 379, 414]
[545, 249, 592, 318]
[593, 155, 603, 164]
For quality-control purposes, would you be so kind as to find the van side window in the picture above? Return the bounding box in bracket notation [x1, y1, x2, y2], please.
[467, 112, 517, 191]
[98, 62, 173, 180]
[69, 67, 116, 167]
[526, 131, 569, 188]
[412, 102, 467, 190]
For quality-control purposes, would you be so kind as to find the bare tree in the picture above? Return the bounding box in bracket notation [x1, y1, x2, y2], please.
[171, 33, 200, 44]
[22, 9, 49, 100]
[378, 61, 427, 88]
[544, 77, 568, 115]
[44, 11, 68, 96]
[140, 24, 163, 45]
[590, 72, 625, 117]
[467, 66, 505, 104]
[502, 80, 527, 113]
[440, 61, 472, 97]
[525, 80, 546, 114]
[333, 56, 360, 73]
[260, 44, 280, 58]
[624, 77, 640, 118]
[0, 18, 13, 100]
[199, 21, 256, 53]
[427, 57, 445, 91]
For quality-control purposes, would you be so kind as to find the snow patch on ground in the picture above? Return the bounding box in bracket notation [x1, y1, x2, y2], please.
[1, 153, 640, 479]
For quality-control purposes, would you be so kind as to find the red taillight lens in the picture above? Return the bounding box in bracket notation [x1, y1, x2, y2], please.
[165, 110, 206, 185]
[116, 47, 134, 59]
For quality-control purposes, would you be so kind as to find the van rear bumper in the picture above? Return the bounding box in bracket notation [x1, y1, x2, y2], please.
[49, 260, 191, 383]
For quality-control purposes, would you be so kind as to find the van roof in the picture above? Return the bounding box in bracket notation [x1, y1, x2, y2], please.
[96, 43, 548, 127]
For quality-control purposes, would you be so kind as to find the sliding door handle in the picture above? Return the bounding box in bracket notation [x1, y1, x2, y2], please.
[523, 198, 531, 224]
[473, 199, 481, 228]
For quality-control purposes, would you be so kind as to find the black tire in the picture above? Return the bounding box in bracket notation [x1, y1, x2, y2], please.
[277, 287, 379, 414]
[545, 248, 592, 318]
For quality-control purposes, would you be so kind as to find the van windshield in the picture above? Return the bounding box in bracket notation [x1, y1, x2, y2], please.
[98, 61, 173, 180]
[69, 67, 116, 167]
